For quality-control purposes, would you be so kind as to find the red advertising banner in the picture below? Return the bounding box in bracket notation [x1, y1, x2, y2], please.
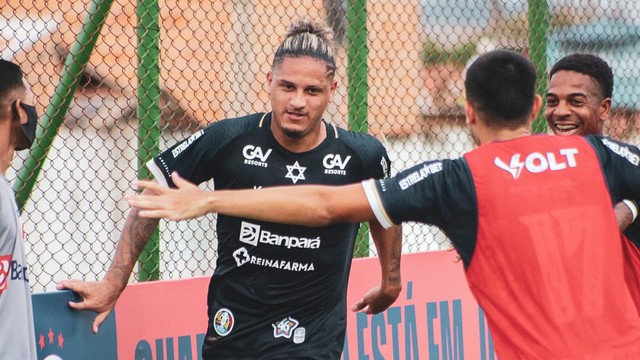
[115, 276, 208, 359]
[33, 250, 497, 359]
[342, 251, 496, 360]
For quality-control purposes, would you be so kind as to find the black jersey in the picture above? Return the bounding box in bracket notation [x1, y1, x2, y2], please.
[363, 134, 640, 358]
[148, 112, 391, 359]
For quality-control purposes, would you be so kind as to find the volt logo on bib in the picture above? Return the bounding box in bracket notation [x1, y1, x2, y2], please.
[494, 148, 578, 179]
[243, 145, 272, 167]
[323, 154, 351, 175]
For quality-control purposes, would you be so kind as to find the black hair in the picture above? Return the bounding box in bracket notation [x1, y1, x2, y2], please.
[549, 53, 613, 99]
[0, 59, 25, 121]
[272, 18, 336, 80]
[465, 49, 537, 128]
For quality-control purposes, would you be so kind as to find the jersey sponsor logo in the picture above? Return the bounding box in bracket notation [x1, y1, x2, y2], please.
[232, 247, 315, 272]
[272, 316, 299, 339]
[213, 308, 235, 337]
[10, 259, 28, 282]
[323, 154, 351, 175]
[239, 221, 321, 249]
[293, 327, 306, 344]
[601, 138, 640, 166]
[398, 162, 443, 190]
[171, 130, 204, 158]
[494, 148, 579, 179]
[233, 247, 251, 267]
[285, 161, 307, 184]
[0, 255, 11, 292]
[242, 145, 272, 168]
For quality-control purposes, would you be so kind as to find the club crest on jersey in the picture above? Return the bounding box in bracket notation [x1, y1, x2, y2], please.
[323, 154, 351, 175]
[213, 308, 235, 337]
[494, 148, 578, 179]
[285, 161, 306, 184]
[242, 145, 272, 168]
[272, 316, 299, 339]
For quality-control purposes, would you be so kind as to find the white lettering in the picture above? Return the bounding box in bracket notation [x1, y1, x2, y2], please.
[398, 162, 443, 190]
[495, 148, 579, 179]
[240, 222, 322, 249]
[172, 130, 204, 158]
[248, 255, 315, 272]
[601, 138, 640, 166]
[323, 154, 352, 169]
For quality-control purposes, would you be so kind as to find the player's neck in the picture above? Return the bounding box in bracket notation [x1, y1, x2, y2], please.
[273, 122, 327, 153]
[480, 126, 531, 145]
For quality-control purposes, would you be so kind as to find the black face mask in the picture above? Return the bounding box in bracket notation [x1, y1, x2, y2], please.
[12, 101, 38, 151]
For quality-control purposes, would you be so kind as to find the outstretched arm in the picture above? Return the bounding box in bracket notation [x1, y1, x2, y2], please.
[126, 172, 376, 226]
[615, 200, 638, 232]
[351, 222, 402, 314]
[57, 188, 159, 334]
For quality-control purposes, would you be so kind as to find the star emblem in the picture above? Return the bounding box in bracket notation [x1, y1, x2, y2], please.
[285, 161, 307, 184]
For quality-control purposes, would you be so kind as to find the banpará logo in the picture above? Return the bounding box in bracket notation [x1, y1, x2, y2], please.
[171, 130, 204, 158]
[240, 221, 321, 249]
[494, 148, 578, 179]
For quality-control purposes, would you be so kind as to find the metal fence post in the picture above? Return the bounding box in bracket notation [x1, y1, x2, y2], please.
[14, 0, 116, 211]
[137, 0, 161, 281]
[347, 0, 370, 257]
[528, 0, 550, 133]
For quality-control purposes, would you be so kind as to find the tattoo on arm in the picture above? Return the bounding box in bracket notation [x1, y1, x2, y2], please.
[110, 209, 159, 286]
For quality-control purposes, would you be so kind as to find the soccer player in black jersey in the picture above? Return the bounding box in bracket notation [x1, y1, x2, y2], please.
[545, 53, 640, 311]
[129, 49, 640, 358]
[58, 18, 402, 359]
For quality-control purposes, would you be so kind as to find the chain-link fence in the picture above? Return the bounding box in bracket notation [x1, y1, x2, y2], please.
[3, 0, 640, 292]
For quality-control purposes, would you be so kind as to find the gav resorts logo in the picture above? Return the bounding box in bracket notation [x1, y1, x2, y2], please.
[323, 154, 351, 175]
[242, 144, 272, 168]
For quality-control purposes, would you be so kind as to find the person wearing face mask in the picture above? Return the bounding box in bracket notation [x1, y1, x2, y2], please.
[0, 59, 39, 360]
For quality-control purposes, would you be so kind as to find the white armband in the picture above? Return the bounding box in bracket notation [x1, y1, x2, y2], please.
[622, 199, 638, 223]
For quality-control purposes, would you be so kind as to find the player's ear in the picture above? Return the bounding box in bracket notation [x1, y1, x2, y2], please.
[267, 70, 273, 87]
[465, 101, 476, 126]
[599, 97, 611, 121]
[530, 94, 542, 122]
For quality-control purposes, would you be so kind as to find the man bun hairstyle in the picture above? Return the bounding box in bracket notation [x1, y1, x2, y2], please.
[465, 49, 537, 128]
[272, 18, 337, 80]
[549, 53, 613, 100]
